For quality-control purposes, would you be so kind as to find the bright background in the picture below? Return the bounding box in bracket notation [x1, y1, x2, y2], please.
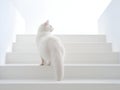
[2, 0, 120, 64]
[10, 0, 111, 34]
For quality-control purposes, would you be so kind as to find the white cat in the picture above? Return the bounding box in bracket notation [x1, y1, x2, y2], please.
[36, 20, 65, 81]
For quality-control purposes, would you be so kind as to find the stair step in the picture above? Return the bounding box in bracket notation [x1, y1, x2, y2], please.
[0, 79, 120, 84]
[12, 43, 112, 53]
[13, 42, 110, 47]
[3, 34, 120, 90]
[6, 53, 119, 64]
[16, 34, 106, 43]
[0, 80, 120, 90]
[0, 64, 120, 80]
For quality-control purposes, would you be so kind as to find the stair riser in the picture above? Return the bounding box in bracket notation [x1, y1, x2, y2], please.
[0, 65, 120, 80]
[16, 35, 106, 43]
[13, 42, 110, 47]
[0, 84, 120, 90]
[12, 44, 112, 53]
[6, 53, 119, 64]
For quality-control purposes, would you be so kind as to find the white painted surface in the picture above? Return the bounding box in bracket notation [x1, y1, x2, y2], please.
[6, 53, 119, 64]
[0, 1, 25, 64]
[12, 42, 112, 53]
[99, 0, 120, 52]
[0, 80, 120, 90]
[6, 35, 119, 64]
[16, 35, 107, 43]
[1, 64, 120, 80]
[0, 1, 16, 64]
[2, 34, 120, 90]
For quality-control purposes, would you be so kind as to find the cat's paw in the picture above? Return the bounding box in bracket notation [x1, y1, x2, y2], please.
[40, 63, 44, 66]
[47, 62, 51, 66]
[56, 78, 63, 81]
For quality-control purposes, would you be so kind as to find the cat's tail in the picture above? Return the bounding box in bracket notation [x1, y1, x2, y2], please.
[52, 52, 64, 81]
[49, 39, 64, 81]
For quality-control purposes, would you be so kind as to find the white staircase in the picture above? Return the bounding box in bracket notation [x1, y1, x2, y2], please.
[0, 34, 120, 90]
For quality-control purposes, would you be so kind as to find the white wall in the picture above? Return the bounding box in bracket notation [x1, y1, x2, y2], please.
[0, 0, 24, 64]
[98, 0, 120, 52]
[0, 0, 13, 64]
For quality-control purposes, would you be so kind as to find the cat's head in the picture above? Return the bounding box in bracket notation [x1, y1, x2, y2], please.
[38, 20, 54, 32]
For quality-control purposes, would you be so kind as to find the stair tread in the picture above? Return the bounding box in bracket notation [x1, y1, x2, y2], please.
[0, 80, 120, 84]
[1, 64, 120, 66]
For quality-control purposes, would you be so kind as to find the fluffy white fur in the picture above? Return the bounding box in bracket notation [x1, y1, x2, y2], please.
[36, 20, 65, 81]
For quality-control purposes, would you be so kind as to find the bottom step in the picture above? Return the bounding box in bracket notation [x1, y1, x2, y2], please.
[1, 64, 120, 80]
[0, 80, 120, 90]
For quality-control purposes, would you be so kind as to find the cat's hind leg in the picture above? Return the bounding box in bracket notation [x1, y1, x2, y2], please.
[40, 58, 45, 66]
[40, 58, 50, 66]
[47, 61, 51, 66]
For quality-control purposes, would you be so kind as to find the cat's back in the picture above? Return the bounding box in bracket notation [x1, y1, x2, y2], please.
[47, 35, 65, 52]
[37, 34, 59, 46]
[37, 34, 64, 50]
[47, 35, 62, 45]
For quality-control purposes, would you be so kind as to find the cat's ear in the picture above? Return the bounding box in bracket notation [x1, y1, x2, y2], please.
[44, 20, 49, 26]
